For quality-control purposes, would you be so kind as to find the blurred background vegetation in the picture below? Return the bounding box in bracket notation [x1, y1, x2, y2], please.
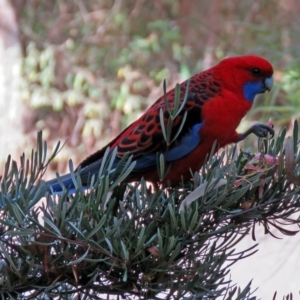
[1, 0, 300, 176]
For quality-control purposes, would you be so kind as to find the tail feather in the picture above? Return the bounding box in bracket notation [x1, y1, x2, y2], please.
[0, 148, 135, 208]
[44, 173, 77, 194]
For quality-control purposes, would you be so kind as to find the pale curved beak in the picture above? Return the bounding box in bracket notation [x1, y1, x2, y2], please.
[264, 76, 274, 92]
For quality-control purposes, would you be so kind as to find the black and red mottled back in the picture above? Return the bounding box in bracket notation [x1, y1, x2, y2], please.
[79, 69, 222, 169]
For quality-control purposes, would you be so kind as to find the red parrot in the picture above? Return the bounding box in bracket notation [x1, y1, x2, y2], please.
[46, 55, 274, 193]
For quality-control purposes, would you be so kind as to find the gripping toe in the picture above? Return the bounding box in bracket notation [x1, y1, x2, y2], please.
[251, 123, 274, 138]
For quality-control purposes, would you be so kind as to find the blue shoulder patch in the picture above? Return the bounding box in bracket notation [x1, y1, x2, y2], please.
[166, 123, 203, 161]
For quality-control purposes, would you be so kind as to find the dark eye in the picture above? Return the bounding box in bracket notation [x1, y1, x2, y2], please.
[251, 68, 262, 76]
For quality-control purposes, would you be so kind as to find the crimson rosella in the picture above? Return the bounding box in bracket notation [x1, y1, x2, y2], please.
[42, 55, 274, 193]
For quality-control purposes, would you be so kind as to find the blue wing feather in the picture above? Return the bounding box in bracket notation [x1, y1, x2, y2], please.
[166, 123, 202, 161]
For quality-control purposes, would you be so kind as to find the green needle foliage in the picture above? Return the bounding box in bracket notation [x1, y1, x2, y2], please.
[0, 87, 300, 299]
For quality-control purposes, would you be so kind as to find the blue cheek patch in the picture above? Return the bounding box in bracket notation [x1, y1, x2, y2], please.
[243, 81, 264, 102]
[166, 123, 203, 161]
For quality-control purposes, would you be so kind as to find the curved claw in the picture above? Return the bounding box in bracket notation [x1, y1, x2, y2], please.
[237, 123, 274, 142]
[251, 123, 274, 139]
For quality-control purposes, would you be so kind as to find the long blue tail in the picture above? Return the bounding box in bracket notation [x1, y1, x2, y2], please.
[0, 149, 137, 208]
[44, 173, 87, 195]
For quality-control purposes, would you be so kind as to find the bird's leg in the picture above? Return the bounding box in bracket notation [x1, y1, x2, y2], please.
[236, 123, 274, 142]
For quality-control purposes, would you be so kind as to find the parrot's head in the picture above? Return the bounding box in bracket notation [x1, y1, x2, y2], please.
[216, 55, 274, 102]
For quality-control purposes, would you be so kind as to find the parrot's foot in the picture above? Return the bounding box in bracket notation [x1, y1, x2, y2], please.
[238, 123, 274, 141]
